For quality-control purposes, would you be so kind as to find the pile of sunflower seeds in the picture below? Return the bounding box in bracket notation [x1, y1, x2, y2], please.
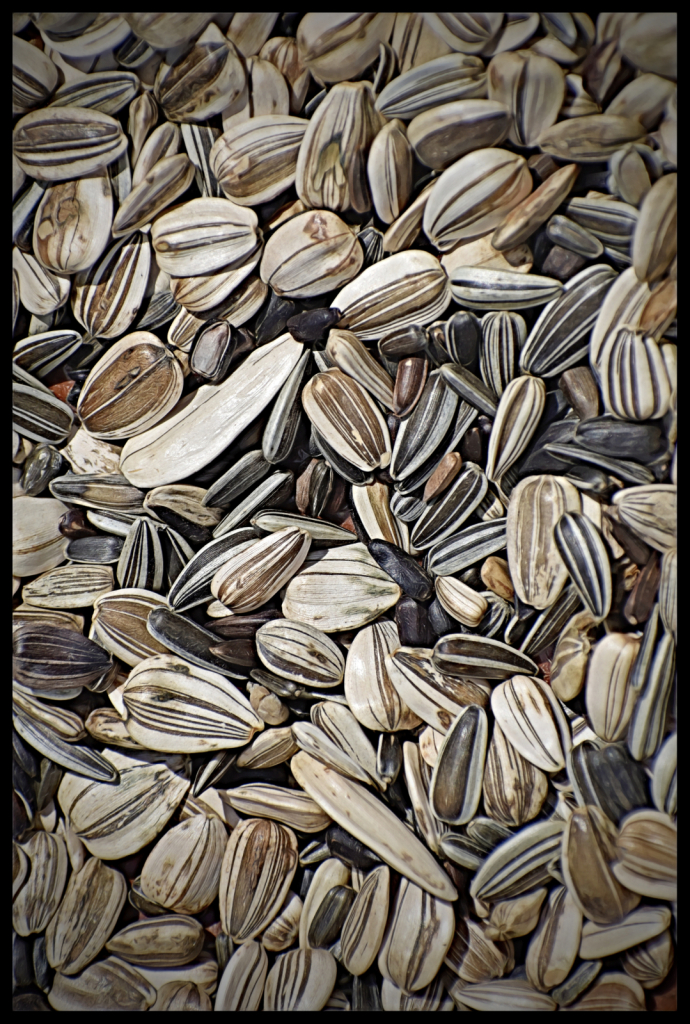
[12, 11, 677, 1012]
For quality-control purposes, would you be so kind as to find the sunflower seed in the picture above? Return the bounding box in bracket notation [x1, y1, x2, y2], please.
[424, 148, 532, 252]
[12, 831, 68, 937]
[561, 804, 640, 925]
[219, 817, 298, 942]
[14, 105, 128, 181]
[483, 721, 548, 827]
[215, 941, 267, 1011]
[427, 518, 508, 577]
[470, 819, 565, 910]
[222, 782, 331, 834]
[428, 704, 487, 826]
[553, 512, 612, 621]
[139, 811, 225, 917]
[525, 885, 582, 991]
[612, 809, 676, 901]
[333, 250, 451, 342]
[213, 471, 294, 538]
[386, 647, 489, 733]
[264, 947, 337, 1011]
[146, 607, 247, 679]
[292, 751, 456, 900]
[23, 563, 114, 609]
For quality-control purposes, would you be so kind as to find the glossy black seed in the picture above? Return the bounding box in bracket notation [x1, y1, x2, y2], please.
[458, 566, 483, 589]
[66, 534, 124, 563]
[378, 324, 428, 360]
[326, 825, 382, 870]
[564, 464, 614, 493]
[287, 307, 341, 343]
[395, 595, 434, 647]
[255, 289, 297, 345]
[368, 539, 434, 601]
[21, 444, 63, 496]
[147, 607, 248, 679]
[428, 597, 457, 637]
[604, 514, 652, 566]
[460, 426, 483, 465]
[516, 419, 578, 477]
[444, 310, 481, 371]
[209, 639, 258, 668]
[575, 416, 666, 463]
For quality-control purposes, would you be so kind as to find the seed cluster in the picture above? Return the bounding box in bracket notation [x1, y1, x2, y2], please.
[13, 12, 676, 1013]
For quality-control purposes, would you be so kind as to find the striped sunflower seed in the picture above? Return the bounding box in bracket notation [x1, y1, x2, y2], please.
[13, 105, 128, 181]
[283, 542, 401, 632]
[255, 619, 344, 688]
[386, 647, 489, 733]
[491, 675, 568, 773]
[332, 249, 451, 341]
[120, 333, 303, 487]
[32, 171, 113, 275]
[378, 876, 455, 993]
[139, 811, 225, 917]
[122, 654, 263, 752]
[291, 751, 457, 900]
[561, 804, 640, 925]
[219, 817, 298, 942]
[56, 749, 190, 860]
[221, 782, 331, 834]
[46, 856, 126, 975]
[483, 721, 548, 827]
[423, 148, 532, 252]
[215, 941, 267, 1011]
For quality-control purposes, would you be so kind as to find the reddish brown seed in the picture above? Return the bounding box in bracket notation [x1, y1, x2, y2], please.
[58, 509, 99, 539]
[296, 458, 320, 514]
[393, 356, 428, 417]
[624, 551, 661, 625]
[541, 245, 586, 281]
[423, 452, 463, 502]
[49, 381, 73, 404]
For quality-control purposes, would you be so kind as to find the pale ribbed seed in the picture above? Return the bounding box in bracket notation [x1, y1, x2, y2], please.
[507, 475, 581, 610]
[483, 721, 548, 827]
[344, 620, 421, 732]
[491, 675, 567, 773]
[122, 654, 263, 753]
[519, 265, 617, 378]
[378, 875, 455, 993]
